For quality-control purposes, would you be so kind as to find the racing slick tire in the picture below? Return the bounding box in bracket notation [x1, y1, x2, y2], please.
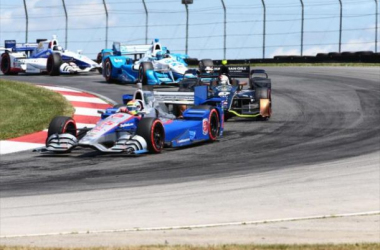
[255, 87, 271, 121]
[47, 116, 77, 143]
[1, 52, 18, 75]
[136, 118, 165, 153]
[190, 105, 220, 141]
[138, 62, 154, 85]
[104, 58, 115, 83]
[97, 52, 110, 74]
[46, 53, 62, 76]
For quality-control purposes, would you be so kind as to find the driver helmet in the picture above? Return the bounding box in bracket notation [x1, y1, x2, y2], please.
[219, 74, 230, 85]
[126, 100, 143, 115]
[53, 45, 63, 52]
[156, 51, 164, 60]
[204, 66, 213, 73]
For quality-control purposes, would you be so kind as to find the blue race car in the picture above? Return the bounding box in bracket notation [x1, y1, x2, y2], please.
[99, 39, 198, 85]
[0, 35, 100, 76]
[179, 65, 272, 121]
[44, 86, 223, 154]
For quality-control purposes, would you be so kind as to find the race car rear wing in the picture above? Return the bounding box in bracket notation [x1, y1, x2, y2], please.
[153, 86, 215, 106]
[4, 40, 39, 52]
[113, 42, 151, 55]
[153, 91, 194, 105]
[199, 66, 267, 79]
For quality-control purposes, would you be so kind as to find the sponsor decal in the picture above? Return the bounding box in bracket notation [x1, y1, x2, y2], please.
[114, 58, 123, 63]
[202, 118, 209, 135]
[177, 138, 190, 143]
[119, 123, 134, 128]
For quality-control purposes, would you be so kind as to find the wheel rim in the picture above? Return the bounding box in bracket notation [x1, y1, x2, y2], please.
[63, 121, 77, 137]
[151, 121, 164, 152]
[105, 61, 111, 78]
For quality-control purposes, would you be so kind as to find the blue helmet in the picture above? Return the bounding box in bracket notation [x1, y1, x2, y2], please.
[156, 51, 164, 60]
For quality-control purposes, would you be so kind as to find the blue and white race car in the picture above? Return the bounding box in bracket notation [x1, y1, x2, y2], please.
[99, 39, 198, 85]
[0, 36, 100, 75]
[44, 86, 223, 154]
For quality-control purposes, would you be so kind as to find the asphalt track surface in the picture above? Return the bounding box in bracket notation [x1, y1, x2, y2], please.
[0, 67, 379, 246]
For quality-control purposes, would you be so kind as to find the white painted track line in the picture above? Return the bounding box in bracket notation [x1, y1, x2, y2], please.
[74, 107, 102, 117]
[64, 95, 108, 104]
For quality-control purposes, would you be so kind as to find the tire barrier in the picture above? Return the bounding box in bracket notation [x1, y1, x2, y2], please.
[184, 51, 379, 65]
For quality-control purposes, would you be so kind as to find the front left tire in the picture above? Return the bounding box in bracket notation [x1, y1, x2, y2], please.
[46, 53, 62, 76]
[136, 117, 165, 153]
[1, 53, 18, 75]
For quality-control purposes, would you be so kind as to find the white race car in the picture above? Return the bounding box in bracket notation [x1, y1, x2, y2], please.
[0, 36, 100, 76]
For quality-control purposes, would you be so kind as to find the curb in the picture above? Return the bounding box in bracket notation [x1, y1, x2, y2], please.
[0, 85, 112, 155]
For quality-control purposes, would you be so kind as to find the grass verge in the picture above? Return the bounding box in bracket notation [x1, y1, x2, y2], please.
[0, 79, 74, 140]
[0, 243, 379, 250]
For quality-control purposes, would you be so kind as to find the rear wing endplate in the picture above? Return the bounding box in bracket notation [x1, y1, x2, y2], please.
[113, 42, 151, 55]
[5, 40, 38, 52]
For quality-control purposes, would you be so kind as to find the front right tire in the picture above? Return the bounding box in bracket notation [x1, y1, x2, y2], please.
[47, 116, 77, 145]
[138, 62, 154, 85]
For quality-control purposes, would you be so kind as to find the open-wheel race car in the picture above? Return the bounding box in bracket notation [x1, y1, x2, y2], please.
[99, 39, 200, 85]
[179, 64, 272, 121]
[44, 86, 223, 155]
[0, 36, 100, 76]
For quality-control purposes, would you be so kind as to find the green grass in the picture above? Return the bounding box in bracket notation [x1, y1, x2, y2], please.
[1, 243, 379, 250]
[0, 79, 74, 140]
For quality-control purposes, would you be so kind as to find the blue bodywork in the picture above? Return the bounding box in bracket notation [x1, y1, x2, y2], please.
[100, 86, 224, 150]
[4, 39, 94, 69]
[100, 40, 196, 85]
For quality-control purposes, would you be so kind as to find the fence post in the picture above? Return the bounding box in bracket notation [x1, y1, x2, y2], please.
[185, 4, 189, 54]
[300, 0, 304, 56]
[62, 0, 68, 48]
[103, 0, 108, 48]
[338, 0, 342, 52]
[221, 0, 226, 59]
[23, 0, 28, 43]
[375, 0, 378, 53]
[142, 0, 148, 44]
[261, 0, 266, 59]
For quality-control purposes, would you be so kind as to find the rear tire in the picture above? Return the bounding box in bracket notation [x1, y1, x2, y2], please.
[47, 116, 77, 144]
[46, 53, 62, 76]
[136, 118, 165, 153]
[104, 58, 114, 83]
[98, 52, 111, 74]
[208, 108, 220, 141]
[138, 62, 153, 85]
[1, 53, 18, 75]
[96, 52, 103, 74]
[189, 105, 220, 141]
[255, 88, 271, 120]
